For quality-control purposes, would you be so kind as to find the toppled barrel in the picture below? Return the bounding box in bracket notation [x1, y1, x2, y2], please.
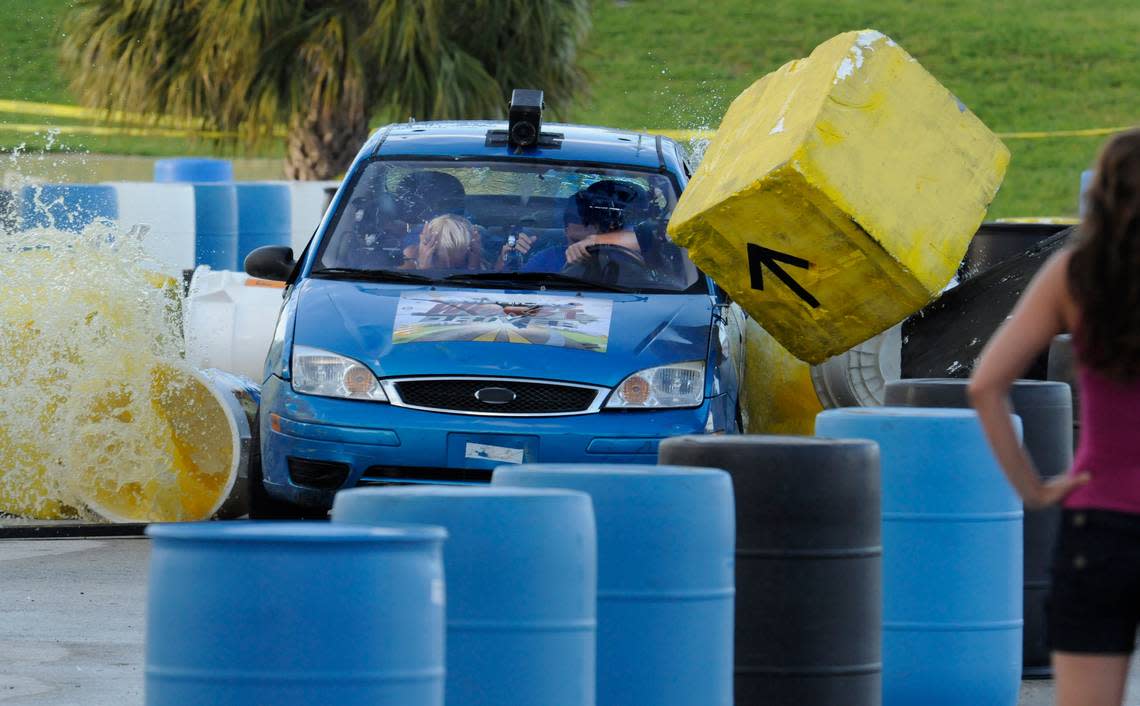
[668, 29, 1009, 363]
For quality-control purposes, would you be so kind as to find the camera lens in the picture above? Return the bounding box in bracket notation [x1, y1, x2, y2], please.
[509, 120, 538, 147]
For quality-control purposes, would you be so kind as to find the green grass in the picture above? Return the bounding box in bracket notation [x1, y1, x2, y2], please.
[1, 0, 1138, 216]
[571, 0, 1140, 217]
[0, 0, 71, 104]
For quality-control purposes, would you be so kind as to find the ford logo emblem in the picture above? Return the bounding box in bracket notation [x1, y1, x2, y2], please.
[475, 387, 517, 405]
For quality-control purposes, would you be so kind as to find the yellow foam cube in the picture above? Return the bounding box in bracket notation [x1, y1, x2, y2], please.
[668, 29, 1009, 363]
[739, 319, 822, 435]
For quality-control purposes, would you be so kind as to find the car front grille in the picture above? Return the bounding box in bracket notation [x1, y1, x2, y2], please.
[388, 377, 604, 416]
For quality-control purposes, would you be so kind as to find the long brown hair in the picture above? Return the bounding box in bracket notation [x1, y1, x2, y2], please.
[1068, 128, 1140, 380]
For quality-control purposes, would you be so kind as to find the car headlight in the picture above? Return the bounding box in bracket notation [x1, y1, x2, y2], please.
[291, 345, 388, 402]
[606, 361, 705, 408]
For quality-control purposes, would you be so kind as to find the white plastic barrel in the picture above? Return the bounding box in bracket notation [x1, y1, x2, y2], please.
[107, 182, 198, 271]
[811, 324, 903, 408]
[183, 267, 285, 382]
[264, 180, 340, 254]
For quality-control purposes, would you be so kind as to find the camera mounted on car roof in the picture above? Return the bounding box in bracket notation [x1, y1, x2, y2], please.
[486, 89, 563, 151]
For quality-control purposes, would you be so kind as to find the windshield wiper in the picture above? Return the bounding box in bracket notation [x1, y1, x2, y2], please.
[311, 267, 437, 284]
[443, 271, 638, 293]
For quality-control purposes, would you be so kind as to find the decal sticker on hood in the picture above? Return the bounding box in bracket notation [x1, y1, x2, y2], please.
[393, 292, 613, 352]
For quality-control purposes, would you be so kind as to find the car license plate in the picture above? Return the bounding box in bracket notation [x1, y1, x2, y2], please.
[447, 434, 538, 469]
[464, 442, 524, 464]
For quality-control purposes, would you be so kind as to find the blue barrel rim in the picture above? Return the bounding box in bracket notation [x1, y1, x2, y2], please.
[145, 521, 447, 543]
[334, 485, 591, 500]
[497, 463, 730, 478]
[662, 434, 879, 449]
[818, 406, 981, 419]
[235, 182, 292, 194]
[153, 158, 234, 184]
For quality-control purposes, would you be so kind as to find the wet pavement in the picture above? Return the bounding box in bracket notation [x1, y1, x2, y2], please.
[0, 537, 146, 705]
[2, 534, 1140, 705]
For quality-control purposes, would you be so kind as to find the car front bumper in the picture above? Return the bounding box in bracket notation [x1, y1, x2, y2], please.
[259, 375, 733, 508]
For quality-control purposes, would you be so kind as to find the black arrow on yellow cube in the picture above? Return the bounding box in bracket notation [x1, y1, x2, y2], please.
[747, 244, 819, 309]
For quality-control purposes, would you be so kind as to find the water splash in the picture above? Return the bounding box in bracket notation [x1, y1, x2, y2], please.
[644, 59, 727, 169]
[0, 207, 234, 521]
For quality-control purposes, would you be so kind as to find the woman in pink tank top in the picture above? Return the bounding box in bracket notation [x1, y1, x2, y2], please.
[971, 128, 1140, 706]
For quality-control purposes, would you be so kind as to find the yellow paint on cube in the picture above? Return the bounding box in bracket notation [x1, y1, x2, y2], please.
[739, 319, 822, 435]
[668, 29, 1010, 363]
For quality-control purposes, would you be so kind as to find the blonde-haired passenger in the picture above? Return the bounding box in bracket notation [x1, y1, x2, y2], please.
[405, 214, 483, 270]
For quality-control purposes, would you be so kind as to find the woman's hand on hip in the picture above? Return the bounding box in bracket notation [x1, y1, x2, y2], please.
[1026, 472, 1092, 509]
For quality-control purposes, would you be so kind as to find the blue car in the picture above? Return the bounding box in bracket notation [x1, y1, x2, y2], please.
[245, 100, 745, 514]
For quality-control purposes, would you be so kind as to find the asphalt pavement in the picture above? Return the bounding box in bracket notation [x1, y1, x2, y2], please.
[2, 534, 1140, 705]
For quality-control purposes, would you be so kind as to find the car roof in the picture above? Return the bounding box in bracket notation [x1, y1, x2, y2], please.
[363, 121, 680, 172]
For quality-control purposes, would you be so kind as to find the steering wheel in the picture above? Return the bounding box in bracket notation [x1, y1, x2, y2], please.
[562, 244, 653, 287]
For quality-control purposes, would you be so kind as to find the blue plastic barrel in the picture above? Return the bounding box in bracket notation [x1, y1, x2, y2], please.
[19, 184, 118, 232]
[815, 408, 1023, 706]
[192, 184, 238, 269]
[883, 378, 1073, 678]
[493, 464, 735, 706]
[235, 183, 292, 266]
[154, 157, 234, 183]
[332, 486, 596, 706]
[1079, 169, 1095, 218]
[145, 522, 446, 706]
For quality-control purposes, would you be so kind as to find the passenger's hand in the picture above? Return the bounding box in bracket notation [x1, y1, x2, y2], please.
[419, 227, 440, 254]
[497, 232, 536, 270]
[1026, 472, 1091, 509]
[500, 232, 536, 260]
[565, 236, 597, 264]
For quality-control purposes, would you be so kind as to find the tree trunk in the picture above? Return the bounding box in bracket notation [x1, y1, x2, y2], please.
[284, 108, 371, 181]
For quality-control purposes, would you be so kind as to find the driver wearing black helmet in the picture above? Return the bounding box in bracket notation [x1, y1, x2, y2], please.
[512, 180, 645, 273]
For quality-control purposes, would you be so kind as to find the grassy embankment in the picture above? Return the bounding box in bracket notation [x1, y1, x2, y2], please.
[1, 0, 1138, 217]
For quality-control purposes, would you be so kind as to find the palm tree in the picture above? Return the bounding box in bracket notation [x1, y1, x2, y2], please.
[60, 0, 591, 179]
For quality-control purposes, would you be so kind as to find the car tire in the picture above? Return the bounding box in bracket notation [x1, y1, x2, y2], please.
[247, 412, 308, 519]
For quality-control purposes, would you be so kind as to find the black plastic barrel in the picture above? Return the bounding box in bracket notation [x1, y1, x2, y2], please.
[958, 222, 1072, 281]
[883, 378, 1073, 678]
[902, 227, 1073, 381]
[1047, 334, 1081, 445]
[659, 435, 881, 706]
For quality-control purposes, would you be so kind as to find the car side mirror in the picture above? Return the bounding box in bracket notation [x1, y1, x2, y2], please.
[244, 245, 295, 281]
[713, 283, 733, 305]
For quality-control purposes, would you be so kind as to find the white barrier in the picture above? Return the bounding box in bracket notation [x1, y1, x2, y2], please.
[17, 180, 338, 272]
[183, 267, 285, 382]
[277, 180, 340, 255]
[108, 182, 197, 271]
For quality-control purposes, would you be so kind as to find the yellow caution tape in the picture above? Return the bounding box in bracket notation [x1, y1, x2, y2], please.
[997, 126, 1136, 139]
[0, 98, 1131, 142]
[0, 121, 236, 140]
[651, 125, 1139, 142]
[0, 99, 286, 139]
[0, 99, 206, 130]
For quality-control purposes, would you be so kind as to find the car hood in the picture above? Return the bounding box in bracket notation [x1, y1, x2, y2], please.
[291, 278, 713, 387]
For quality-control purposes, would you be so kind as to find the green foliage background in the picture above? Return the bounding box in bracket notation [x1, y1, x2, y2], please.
[1, 0, 1138, 216]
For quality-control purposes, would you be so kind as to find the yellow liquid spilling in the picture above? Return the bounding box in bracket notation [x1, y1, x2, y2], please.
[0, 219, 237, 521]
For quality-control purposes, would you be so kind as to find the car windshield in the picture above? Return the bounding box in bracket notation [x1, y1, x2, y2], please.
[314, 159, 702, 293]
